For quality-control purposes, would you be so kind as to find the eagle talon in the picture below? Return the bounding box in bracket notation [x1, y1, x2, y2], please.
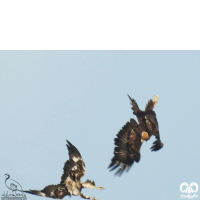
[151, 140, 163, 151]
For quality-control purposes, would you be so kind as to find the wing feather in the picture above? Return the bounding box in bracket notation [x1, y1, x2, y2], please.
[127, 94, 139, 113]
[145, 111, 159, 137]
[61, 141, 85, 194]
[127, 95, 147, 127]
[109, 119, 143, 175]
[145, 99, 155, 111]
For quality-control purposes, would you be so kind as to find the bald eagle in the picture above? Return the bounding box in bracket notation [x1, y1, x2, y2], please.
[24, 140, 103, 199]
[109, 95, 164, 175]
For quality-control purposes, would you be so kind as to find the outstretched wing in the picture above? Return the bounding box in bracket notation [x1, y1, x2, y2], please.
[127, 94, 140, 113]
[127, 95, 146, 126]
[24, 184, 67, 199]
[61, 141, 85, 194]
[109, 119, 143, 176]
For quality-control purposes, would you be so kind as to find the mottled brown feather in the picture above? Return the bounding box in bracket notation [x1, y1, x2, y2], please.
[25, 141, 103, 200]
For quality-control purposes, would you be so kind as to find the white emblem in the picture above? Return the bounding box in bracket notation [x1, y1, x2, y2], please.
[180, 182, 198, 199]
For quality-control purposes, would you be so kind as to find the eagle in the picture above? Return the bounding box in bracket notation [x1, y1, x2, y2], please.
[24, 140, 104, 199]
[108, 95, 164, 176]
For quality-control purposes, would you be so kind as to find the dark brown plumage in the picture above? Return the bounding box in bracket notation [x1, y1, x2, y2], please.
[24, 140, 103, 199]
[109, 118, 144, 175]
[128, 95, 163, 151]
[109, 95, 163, 175]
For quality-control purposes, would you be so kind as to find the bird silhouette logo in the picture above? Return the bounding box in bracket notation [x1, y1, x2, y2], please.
[180, 182, 198, 199]
[2, 174, 27, 200]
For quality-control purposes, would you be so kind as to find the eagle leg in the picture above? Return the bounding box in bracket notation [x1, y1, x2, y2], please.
[82, 180, 104, 190]
[79, 193, 98, 200]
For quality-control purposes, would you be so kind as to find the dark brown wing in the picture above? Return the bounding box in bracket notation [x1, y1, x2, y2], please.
[108, 119, 143, 176]
[145, 99, 155, 111]
[145, 111, 164, 151]
[61, 141, 85, 195]
[145, 111, 159, 137]
[145, 96, 160, 138]
[127, 94, 140, 113]
[24, 184, 68, 199]
[145, 96, 159, 111]
[127, 95, 147, 127]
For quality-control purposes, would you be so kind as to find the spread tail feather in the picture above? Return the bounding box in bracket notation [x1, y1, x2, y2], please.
[24, 190, 46, 197]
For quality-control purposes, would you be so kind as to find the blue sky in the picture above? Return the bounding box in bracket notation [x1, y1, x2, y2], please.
[0, 51, 200, 200]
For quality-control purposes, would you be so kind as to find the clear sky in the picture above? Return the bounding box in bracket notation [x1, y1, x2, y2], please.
[0, 51, 200, 200]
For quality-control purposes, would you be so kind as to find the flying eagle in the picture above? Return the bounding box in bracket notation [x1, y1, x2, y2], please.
[109, 95, 164, 175]
[24, 140, 103, 199]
